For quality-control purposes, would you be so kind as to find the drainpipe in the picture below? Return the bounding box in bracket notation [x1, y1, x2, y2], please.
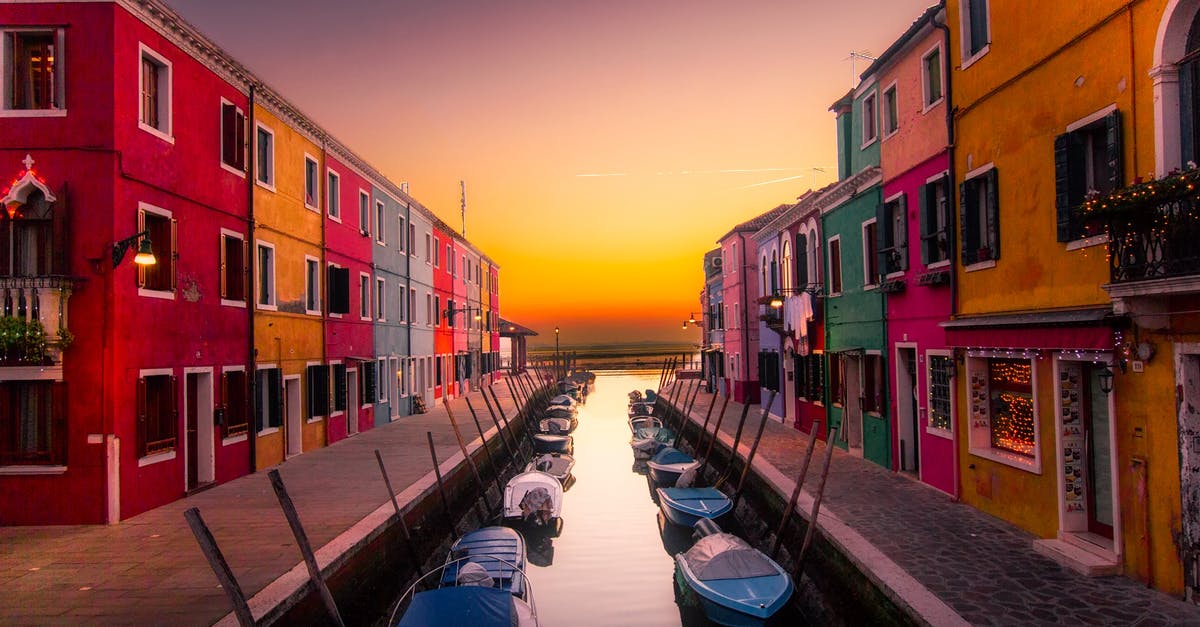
[932, 9, 961, 500]
[247, 84, 257, 472]
[320, 138, 329, 444]
[739, 232, 752, 403]
[405, 201, 412, 413]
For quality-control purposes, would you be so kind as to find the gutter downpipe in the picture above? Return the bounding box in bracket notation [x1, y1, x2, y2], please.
[739, 232, 752, 404]
[405, 201, 412, 415]
[932, 8, 961, 501]
[247, 84, 257, 472]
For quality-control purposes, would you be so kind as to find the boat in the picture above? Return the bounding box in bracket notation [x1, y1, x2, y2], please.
[646, 446, 700, 486]
[544, 404, 576, 418]
[524, 452, 575, 483]
[628, 402, 655, 417]
[532, 433, 572, 454]
[655, 486, 733, 527]
[548, 394, 576, 409]
[503, 470, 564, 530]
[392, 526, 537, 626]
[629, 415, 663, 433]
[674, 521, 793, 626]
[538, 415, 577, 434]
[630, 425, 676, 459]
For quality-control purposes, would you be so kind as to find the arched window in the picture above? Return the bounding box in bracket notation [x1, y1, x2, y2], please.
[1182, 12, 1200, 165]
[795, 232, 808, 287]
[4, 190, 54, 277]
[761, 255, 768, 293]
[781, 240, 792, 291]
[770, 250, 779, 294]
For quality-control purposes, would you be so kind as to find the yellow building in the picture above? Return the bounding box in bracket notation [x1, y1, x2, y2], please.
[250, 93, 328, 468]
[945, 0, 1185, 594]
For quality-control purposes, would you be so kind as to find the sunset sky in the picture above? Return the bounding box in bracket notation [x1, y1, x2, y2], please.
[168, 0, 936, 347]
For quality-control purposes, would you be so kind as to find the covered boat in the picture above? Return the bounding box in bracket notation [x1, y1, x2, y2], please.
[629, 415, 663, 433]
[675, 529, 793, 626]
[503, 471, 564, 529]
[548, 394, 576, 409]
[544, 404, 576, 418]
[630, 425, 676, 459]
[655, 486, 732, 527]
[628, 402, 655, 417]
[538, 415, 577, 434]
[524, 452, 575, 483]
[646, 446, 700, 485]
[532, 433, 572, 454]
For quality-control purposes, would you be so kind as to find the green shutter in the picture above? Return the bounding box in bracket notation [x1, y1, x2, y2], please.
[959, 181, 972, 266]
[985, 168, 1000, 261]
[1106, 109, 1124, 193]
[1054, 133, 1073, 242]
[918, 183, 930, 265]
[897, 194, 908, 271]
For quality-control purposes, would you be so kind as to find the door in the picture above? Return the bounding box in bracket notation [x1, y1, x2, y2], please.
[896, 347, 919, 473]
[347, 369, 359, 435]
[1083, 364, 1114, 538]
[844, 356, 863, 451]
[390, 357, 400, 419]
[285, 376, 302, 457]
[186, 374, 198, 490]
[1182, 354, 1200, 598]
[185, 371, 214, 490]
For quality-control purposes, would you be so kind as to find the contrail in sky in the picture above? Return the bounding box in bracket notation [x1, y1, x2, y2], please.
[735, 174, 808, 189]
[575, 172, 629, 177]
[575, 167, 801, 178]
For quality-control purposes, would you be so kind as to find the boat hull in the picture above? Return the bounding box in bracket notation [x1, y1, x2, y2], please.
[675, 549, 793, 626]
[532, 433, 573, 454]
[647, 459, 699, 485]
[656, 487, 732, 526]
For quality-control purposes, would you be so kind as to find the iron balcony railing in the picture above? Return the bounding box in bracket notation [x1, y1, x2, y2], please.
[1105, 196, 1200, 283]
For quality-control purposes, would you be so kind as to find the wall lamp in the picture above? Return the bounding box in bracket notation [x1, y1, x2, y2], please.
[768, 285, 823, 309]
[1098, 365, 1115, 395]
[683, 312, 702, 329]
[444, 305, 482, 323]
[112, 230, 156, 268]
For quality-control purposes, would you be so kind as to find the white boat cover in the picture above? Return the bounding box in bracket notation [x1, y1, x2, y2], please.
[455, 561, 495, 588]
[682, 533, 778, 581]
[540, 417, 572, 434]
[519, 487, 554, 525]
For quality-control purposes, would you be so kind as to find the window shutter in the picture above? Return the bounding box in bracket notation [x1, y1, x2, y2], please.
[51, 381, 67, 465]
[897, 195, 908, 271]
[875, 202, 888, 279]
[364, 363, 376, 405]
[136, 377, 147, 456]
[137, 210, 147, 288]
[305, 367, 315, 420]
[169, 218, 178, 290]
[334, 365, 346, 412]
[1106, 109, 1124, 192]
[169, 376, 179, 445]
[255, 372, 265, 432]
[918, 183, 930, 265]
[221, 103, 236, 166]
[51, 185, 68, 275]
[235, 109, 246, 171]
[219, 236, 228, 299]
[796, 233, 808, 285]
[985, 169, 1000, 261]
[269, 369, 282, 428]
[328, 266, 350, 314]
[219, 372, 229, 430]
[959, 181, 972, 266]
[940, 174, 954, 259]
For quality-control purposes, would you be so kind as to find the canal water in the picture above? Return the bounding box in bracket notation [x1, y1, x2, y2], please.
[523, 371, 803, 626]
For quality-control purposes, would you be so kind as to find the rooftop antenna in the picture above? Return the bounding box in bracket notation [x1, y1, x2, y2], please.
[460, 180, 466, 237]
[845, 51, 877, 86]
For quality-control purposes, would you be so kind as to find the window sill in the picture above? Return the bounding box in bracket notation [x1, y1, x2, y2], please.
[306, 309, 322, 316]
[330, 313, 343, 319]
[255, 179, 276, 193]
[960, 45, 990, 70]
[305, 204, 320, 213]
[885, 271, 905, 280]
[969, 446, 1041, 474]
[863, 284, 879, 291]
[926, 259, 951, 270]
[0, 108, 67, 118]
[256, 303, 278, 312]
[882, 128, 899, 142]
[0, 464, 67, 475]
[221, 434, 248, 446]
[257, 427, 280, 436]
[328, 214, 342, 223]
[306, 417, 323, 424]
[860, 136, 878, 150]
[220, 162, 246, 178]
[925, 425, 953, 440]
[138, 121, 174, 144]
[221, 299, 247, 308]
[921, 97, 945, 115]
[1065, 234, 1109, 251]
[137, 450, 176, 467]
[964, 259, 996, 273]
[138, 288, 176, 301]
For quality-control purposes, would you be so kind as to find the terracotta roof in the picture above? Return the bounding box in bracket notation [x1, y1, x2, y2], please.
[499, 318, 539, 336]
[716, 203, 792, 243]
[859, 3, 944, 81]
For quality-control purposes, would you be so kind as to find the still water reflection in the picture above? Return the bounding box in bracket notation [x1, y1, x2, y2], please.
[525, 371, 715, 626]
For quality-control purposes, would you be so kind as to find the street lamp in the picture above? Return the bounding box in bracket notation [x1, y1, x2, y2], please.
[554, 325, 561, 379]
[112, 230, 156, 268]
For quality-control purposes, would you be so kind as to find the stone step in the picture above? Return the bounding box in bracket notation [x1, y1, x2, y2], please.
[1032, 538, 1121, 577]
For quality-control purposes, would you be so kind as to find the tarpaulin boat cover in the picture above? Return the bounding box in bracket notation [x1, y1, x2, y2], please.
[519, 486, 554, 524]
[652, 447, 694, 466]
[683, 533, 778, 581]
[541, 418, 571, 434]
[397, 586, 518, 627]
[644, 390, 658, 402]
[455, 561, 495, 587]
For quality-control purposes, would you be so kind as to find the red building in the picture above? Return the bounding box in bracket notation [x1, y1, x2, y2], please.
[432, 221, 454, 399]
[0, 2, 252, 523]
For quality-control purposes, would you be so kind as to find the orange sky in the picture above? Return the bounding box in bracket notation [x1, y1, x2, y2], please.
[168, 0, 936, 347]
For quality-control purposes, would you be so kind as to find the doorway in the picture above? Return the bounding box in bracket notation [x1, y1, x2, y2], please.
[1180, 352, 1200, 599]
[285, 375, 302, 457]
[896, 346, 919, 473]
[347, 368, 359, 435]
[844, 355, 863, 454]
[184, 370, 214, 492]
[1083, 365, 1114, 538]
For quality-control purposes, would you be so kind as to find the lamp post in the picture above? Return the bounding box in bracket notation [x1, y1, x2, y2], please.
[554, 325, 560, 378]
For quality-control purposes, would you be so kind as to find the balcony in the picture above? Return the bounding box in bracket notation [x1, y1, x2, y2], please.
[0, 276, 72, 365]
[758, 304, 784, 333]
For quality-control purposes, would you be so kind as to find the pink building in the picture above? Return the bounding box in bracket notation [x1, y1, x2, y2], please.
[869, 5, 956, 495]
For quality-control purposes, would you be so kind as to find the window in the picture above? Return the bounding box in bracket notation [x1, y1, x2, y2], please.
[255, 368, 282, 431]
[1055, 109, 1122, 242]
[878, 196, 907, 276]
[327, 264, 350, 315]
[425, 233, 432, 263]
[139, 205, 175, 293]
[256, 242, 276, 309]
[447, 300, 455, 328]
[397, 216, 405, 252]
[138, 44, 171, 139]
[426, 293, 433, 327]
[359, 190, 370, 236]
[377, 358, 388, 403]
[433, 236, 440, 267]
[730, 242, 737, 273]
[960, 167, 999, 265]
[758, 351, 780, 392]
[448, 244, 454, 275]
[331, 363, 346, 413]
[863, 220, 879, 286]
[306, 364, 330, 419]
[398, 283, 406, 323]
[0, 380, 66, 465]
[377, 201, 387, 245]
[863, 354, 883, 414]
[920, 174, 952, 265]
[435, 295, 441, 327]
[327, 170, 340, 219]
[1, 189, 53, 277]
[255, 123, 274, 188]
[376, 277, 386, 321]
[410, 288, 417, 325]
[793, 353, 825, 403]
[220, 100, 246, 173]
[862, 92, 878, 146]
[137, 373, 176, 457]
[409, 223, 417, 256]
[962, 0, 991, 60]
[828, 353, 845, 405]
[220, 231, 246, 304]
[221, 369, 248, 439]
[359, 273, 371, 320]
[968, 358, 1036, 459]
[363, 361, 378, 406]
[304, 155, 319, 210]
[922, 45, 943, 108]
[882, 84, 898, 136]
[928, 354, 953, 432]
[305, 256, 321, 314]
[4, 29, 64, 112]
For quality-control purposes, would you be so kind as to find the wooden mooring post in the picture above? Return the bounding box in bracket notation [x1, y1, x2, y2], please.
[696, 393, 730, 478]
[714, 401, 753, 489]
[183, 507, 255, 627]
[731, 390, 777, 510]
[444, 398, 495, 519]
[465, 397, 507, 499]
[425, 432, 457, 533]
[373, 449, 421, 566]
[770, 422, 821, 559]
[795, 420, 844, 578]
[267, 469, 345, 627]
[481, 386, 519, 461]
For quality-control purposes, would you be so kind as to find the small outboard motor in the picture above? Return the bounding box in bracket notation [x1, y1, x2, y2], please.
[692, 518, 723, 542]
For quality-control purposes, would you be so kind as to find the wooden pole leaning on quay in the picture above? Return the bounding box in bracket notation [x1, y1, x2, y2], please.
[183, 508, 255, 627]
[374, 449, 422, 566]
[465, 397, 508, 499]
[656, 357, 670, 393]
[795, 419, 844, 579]
[770, 421, 822, 559]
[731, 390, 778, 511]
[425, 431, 458, 533]
[267, 470, 346, 627]
[444, 398, 496, 519]
[481, 385, 519, 460]
[696, 389, 729, 473]
[494, 383, 537, 459]
[714, 400, 754, 489]
[670, 378, 695, 432]
[678, 378, 702, 433]
[693, 391, 726, 468]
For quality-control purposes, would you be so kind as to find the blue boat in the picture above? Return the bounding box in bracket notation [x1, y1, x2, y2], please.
[631, 425, 676, 459]
[532, 433, 572, 454]
[646, 446, 700, 485]
[393, 526, 537, 626]
[655, 486, 732, 527]
[675, 526, 793, 626]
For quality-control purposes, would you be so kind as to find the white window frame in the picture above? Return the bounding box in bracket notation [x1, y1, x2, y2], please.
[137, 202, 175, 301]
[326, 169, 341, 221]
[925, 349, 955, 439]
[959, 0, 992, 70]
[327, 359, 343, 418]
[303, 154, 320, 211]
[378, 357, 389, 403]
[136, 367, 177, 466]
[376, 276, 386, 322]
[433, 236, 440, 268]
[920, 40, 946, 113]
[304, 255, 321, 315]
[218, 365, 248, 446]
[254, 121, 275, 191]
[861, 91, 878, 148]
[425, 232, 432, 264]
[255, 363, 282, 435]
[359, 271, 371, 321]
[426, 292, 433, 327]
[962, 162, 998, 273]
[881, 81, 899, 139]
[397, 216, 406, 253]
[219, 227, 247, 308]
[218, 97, 246, 178]
[409, 288, 417, 326]
[359, 189, 371, 237]
[924, 170, 953, 270]
[862, 218, 880, 289]
[965, 351, 1042, 474]
[376, 200, 387, 245]
[255, 240, 277, 311]
[327, 262, 343, 319]
[883, 192, 907, 279]
[137, 42, 172, 143]
[1, 27, 67, 117]
[827, 235, 843, 296]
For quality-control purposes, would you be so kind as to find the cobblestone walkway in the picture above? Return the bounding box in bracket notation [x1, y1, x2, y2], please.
[670, 385, 1200, 626]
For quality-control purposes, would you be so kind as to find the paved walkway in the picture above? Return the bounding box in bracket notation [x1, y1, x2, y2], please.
[0, 382, 529, 626]
[665, 383, 1200, 626]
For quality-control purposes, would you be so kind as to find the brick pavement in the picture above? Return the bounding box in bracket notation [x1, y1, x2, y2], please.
[0, 382, 529, 626]
[668, 384, 1200, 626]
